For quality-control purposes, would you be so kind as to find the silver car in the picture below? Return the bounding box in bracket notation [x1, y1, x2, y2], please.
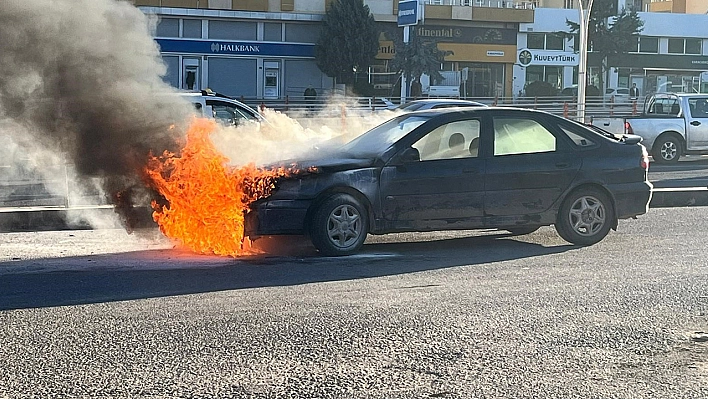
[396, 99, 488, 112]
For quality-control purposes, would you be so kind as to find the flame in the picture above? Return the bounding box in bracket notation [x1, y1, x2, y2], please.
[144, 117, 291, 256]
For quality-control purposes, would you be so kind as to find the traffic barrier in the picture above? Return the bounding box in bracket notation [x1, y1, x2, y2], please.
[340, 104, 347, 131]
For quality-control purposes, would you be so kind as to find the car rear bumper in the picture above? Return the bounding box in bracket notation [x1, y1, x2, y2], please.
[609, 180, 653, 219]
[244, 199, 311, 237]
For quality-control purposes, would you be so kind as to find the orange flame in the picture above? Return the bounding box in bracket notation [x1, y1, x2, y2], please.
[144, 118, 291, 256]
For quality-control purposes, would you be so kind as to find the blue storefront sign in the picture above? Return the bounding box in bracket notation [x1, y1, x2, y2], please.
[398, 0, 419, 27]
[155, 38, 315, 58]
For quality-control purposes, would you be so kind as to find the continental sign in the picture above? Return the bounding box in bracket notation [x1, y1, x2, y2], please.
[412, 25, 516, 45]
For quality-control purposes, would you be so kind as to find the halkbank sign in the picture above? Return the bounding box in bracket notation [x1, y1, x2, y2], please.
[518, 49, 579, 67]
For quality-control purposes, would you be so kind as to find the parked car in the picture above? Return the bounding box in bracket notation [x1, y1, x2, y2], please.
[624, 93, 708, 163]
[395, 99, 488, 112]
[245, 107, 652, 256]
[353, 97, 396, 111]
[605, 87, 631, 104]
[179, 89, 265, 126]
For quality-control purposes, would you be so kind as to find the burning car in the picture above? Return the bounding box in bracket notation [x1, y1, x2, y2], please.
[244, 107, 652, 256]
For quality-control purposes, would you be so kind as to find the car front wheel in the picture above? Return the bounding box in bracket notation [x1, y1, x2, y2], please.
[309, 193, 368, 256]
[555, 188, 613, 246]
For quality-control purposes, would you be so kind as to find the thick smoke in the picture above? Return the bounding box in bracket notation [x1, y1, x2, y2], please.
[0, 0, 191, 228]
[0, 0, 397, 236]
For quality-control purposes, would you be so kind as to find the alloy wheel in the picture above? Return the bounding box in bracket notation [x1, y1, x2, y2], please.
[568, 195, 606, 237]
[326, 204, 362, 248]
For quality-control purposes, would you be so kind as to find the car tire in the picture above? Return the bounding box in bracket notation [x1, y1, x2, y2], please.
[506, 226, 541, 236]
[555, 188, 614, 246]
[652, 135, 682, 164]
[309, 193, 368, 256]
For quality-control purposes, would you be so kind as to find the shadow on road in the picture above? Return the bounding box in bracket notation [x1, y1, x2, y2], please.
[0, 232, 575, 311]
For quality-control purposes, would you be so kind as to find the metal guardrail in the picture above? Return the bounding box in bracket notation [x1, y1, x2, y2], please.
[239, 95, 641, 121]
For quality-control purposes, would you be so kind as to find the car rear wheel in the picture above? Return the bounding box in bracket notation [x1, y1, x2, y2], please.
[652, 135, 682, 164]
[309, 193, 368, 256]
[555, 188, 613, 246]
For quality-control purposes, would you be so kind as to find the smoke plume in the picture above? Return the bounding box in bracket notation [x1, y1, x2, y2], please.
[0, 0, 190, 228]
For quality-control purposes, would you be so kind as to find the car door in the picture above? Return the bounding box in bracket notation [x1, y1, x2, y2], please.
[378, 117, 486, 231]
[483, 112, 581, 225]
[686, 97, 708, 149]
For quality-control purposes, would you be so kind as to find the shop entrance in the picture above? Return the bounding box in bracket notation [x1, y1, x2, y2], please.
[459, 63, 505, 98]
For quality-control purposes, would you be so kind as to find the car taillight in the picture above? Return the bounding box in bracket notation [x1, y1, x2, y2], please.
[625, 120, 634, 135]
[640, 146, 649, 171]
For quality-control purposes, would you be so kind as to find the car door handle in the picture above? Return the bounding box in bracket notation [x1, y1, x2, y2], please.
[691, 121, 701, 126]
[462, 168, 477, 173]
[555, 162, 570, 168]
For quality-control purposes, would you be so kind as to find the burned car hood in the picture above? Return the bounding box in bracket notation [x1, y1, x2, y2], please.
[291, 156, 377, 174]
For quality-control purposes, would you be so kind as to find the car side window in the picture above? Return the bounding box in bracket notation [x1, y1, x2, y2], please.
[493, 117, 556, 156]
[412, 119, 481, 161]
[558, 125, 597, 148]
[688, 98, 708, 118]
[207, 100, 256, 125]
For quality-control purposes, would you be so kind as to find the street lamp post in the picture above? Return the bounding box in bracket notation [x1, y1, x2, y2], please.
[577, 0, 594, 122]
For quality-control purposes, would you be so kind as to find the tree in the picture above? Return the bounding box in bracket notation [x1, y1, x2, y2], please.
[315, 0, 379, 87]
[566, 0, 643, 90]
[385, 28, 452, 94]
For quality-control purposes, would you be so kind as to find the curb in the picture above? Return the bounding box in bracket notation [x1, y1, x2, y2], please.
[649, 187, 708, 208]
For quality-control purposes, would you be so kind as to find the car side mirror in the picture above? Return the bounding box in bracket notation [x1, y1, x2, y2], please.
[395, 147, 420, 164]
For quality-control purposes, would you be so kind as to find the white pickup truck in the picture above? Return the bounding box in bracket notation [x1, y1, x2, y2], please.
[624, 93, 708, 163]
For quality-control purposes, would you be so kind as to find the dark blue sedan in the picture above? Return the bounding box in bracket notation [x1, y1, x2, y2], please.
[245, 108, 652, 256]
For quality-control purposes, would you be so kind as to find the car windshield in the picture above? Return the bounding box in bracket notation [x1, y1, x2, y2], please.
[340, 114, 431, 156]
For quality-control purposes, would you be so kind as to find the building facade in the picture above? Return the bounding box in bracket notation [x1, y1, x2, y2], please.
[516, 6, 708, 97]
[132, 0, 534, 100]
[645, 0, 708, 14]
[132, 0, 708, 101]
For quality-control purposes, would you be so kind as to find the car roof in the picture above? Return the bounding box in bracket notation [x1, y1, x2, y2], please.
[404, 106, 554, 118]
[407, 99, 486, 105]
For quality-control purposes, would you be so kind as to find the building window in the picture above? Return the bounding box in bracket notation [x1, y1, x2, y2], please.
[564, 0, 574, 9]
[668, 38, 685, 54]
[264, 22, 283, 41]
[638, 37, 658, 53]
[527, 33, 544, 50]
[546, 34, 564, 51]
[525, 65, 563, 90]
[527, 33, 565, 50]
[182, 19, 202, 39]
[685, 39, 702, 55]
[155, 18, 179, 37]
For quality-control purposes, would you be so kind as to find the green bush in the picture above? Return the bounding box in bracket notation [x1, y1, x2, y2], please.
[351, 80, 375, 97]
[524, 81, 558, 97]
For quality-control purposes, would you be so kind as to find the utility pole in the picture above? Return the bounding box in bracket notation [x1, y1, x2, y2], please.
[577, 0, 594, 122]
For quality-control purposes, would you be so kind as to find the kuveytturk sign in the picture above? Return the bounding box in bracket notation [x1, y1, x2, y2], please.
[518, 49, 579, 67]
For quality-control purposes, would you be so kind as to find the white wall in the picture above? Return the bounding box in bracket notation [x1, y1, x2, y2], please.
[364, 0, 394, 16]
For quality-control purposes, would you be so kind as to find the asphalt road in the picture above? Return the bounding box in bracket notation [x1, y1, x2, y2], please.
[1, 207, 707, 398]
[650, 156, 708, 188]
